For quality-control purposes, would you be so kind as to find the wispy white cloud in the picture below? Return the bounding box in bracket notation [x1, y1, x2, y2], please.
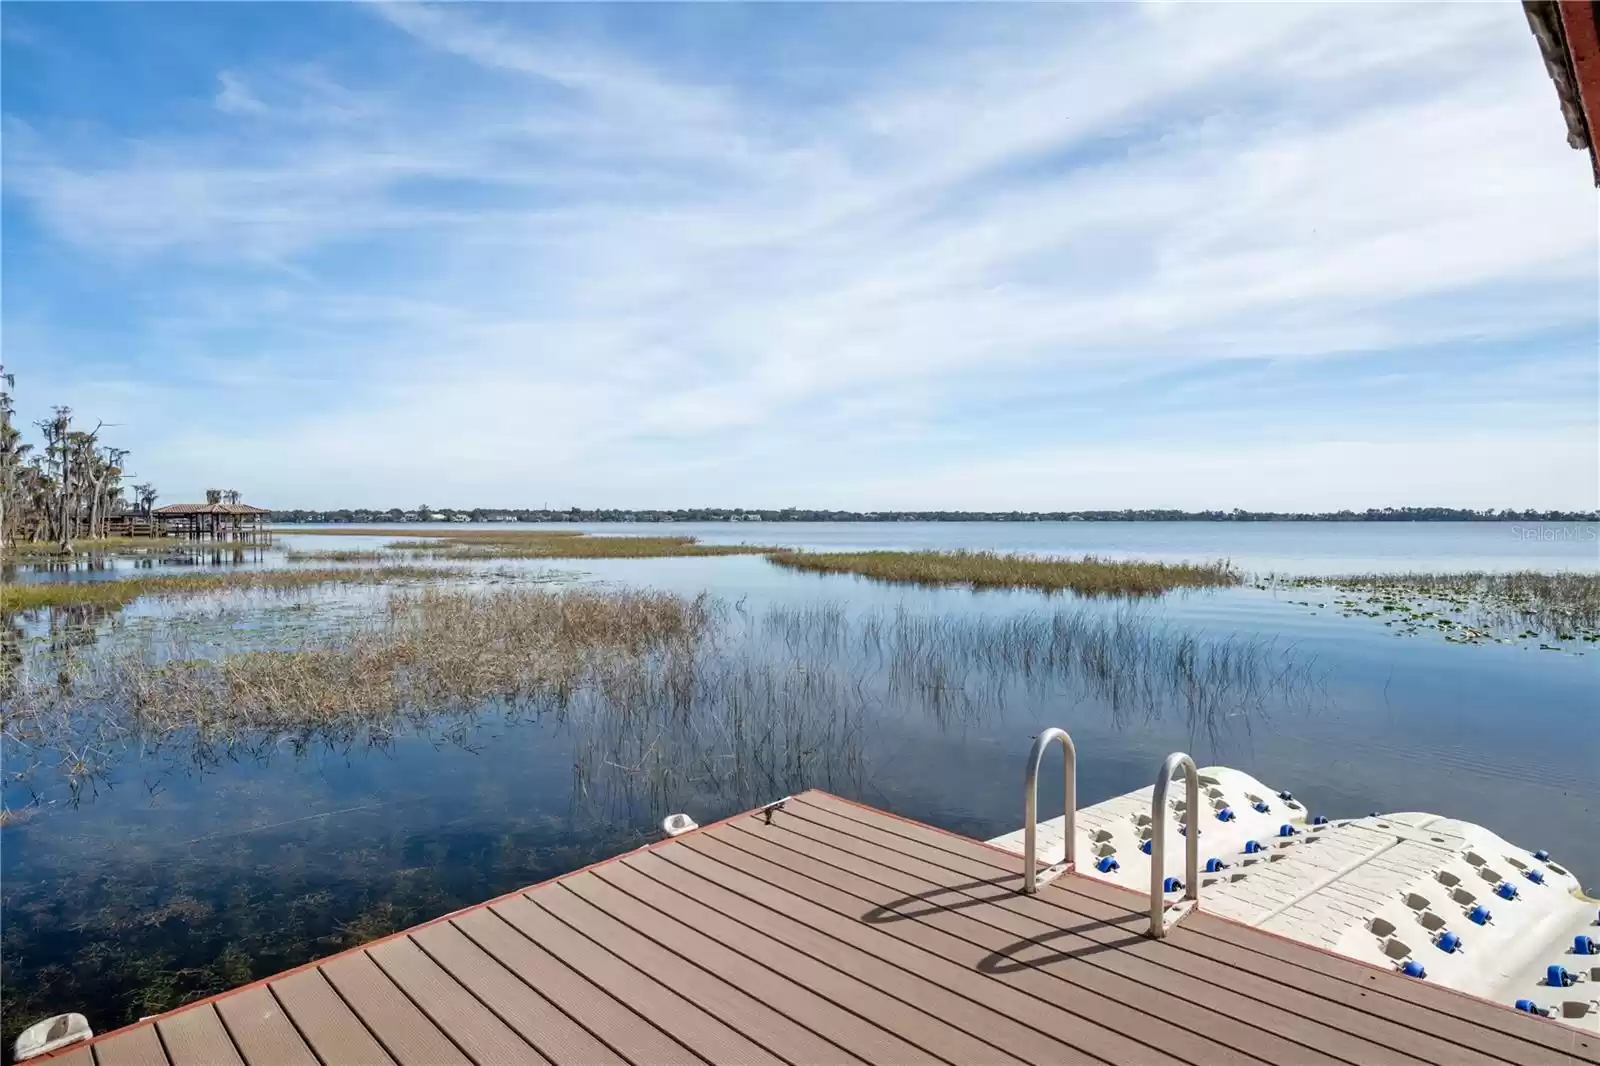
[213, 71, 266, 116]
[4, 2, 1595, 507]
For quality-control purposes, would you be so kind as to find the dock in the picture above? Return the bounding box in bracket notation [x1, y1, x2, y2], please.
[41, 790, 1596, 1065]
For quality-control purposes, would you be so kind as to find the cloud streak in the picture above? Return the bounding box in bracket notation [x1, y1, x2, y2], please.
[3, 2, 1595, 508]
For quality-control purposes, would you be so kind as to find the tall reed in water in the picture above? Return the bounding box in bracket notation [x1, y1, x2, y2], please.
[765, 549, 1241, 595]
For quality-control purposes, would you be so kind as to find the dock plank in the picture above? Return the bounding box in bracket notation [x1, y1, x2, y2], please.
[588, 858, 1061, 1066]
[608, 845, 1100, 1062]
[40, 1048, 92, 1066]
[793, 787, 1593, 1062]
[1181, 909, 1599, 1065]
[89, 1024, 168, 1066]
[799, 791, 1598, 1065]
[559, 873, 908, 1065]
[451, 907, 700, 1066]
[532, 880, 868, 1066]
[55, 789, 1592, 1066]
[368, 936, 550, 1065]
[491, 893, 786, 1066]
[709, 820, 1268, 1066]
[271, 967, 396, 1066]
[409, 921, 628, 1066]
[213, 987, 319, 1066]
[617, 848, 1110, 1066]
[778, 800, 1450, 1066]
[154, 1004, 243, 1066]
[673, 833, 1198, 1066]
[320, 950, 471, 1066]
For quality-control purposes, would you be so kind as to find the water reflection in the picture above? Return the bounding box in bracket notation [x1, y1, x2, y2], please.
[6, 542, 273, 586]
[2, 585, 1323, 1053]
[3, 597, 1322, 815]
[1, 545, 1594, 1056]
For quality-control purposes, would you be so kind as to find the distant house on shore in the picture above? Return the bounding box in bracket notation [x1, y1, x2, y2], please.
[152, 502, 271, 542]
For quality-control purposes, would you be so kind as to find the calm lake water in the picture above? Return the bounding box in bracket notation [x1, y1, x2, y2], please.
[2, 521, 1596, 1049]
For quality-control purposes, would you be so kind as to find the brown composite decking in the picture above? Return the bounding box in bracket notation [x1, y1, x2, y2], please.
[44, 790, 1596, 1066]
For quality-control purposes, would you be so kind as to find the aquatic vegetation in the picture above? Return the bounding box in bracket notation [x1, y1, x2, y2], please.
[0, 804, 38, 828]
[4, 591, 1321, 799]
[1, 567, 446, 611]
[292, 527, 778, 559]
[765, 549, 1242, 596]
[401, 535, 772, 560]
[283, 548, 388, 562]
[286, 527, 589, 539]
[1272, 570, 1600, 646]
[0, 587, 1326, 1047]
[5, 587, 714, 748]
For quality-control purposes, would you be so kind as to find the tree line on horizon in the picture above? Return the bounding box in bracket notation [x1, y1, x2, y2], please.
[269, 505, 1599, 524]
[0, 371, 260, 555]
[0, 367, 161, 552]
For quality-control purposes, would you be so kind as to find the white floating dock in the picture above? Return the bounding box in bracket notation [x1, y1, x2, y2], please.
[988, 766, 1600, 1031]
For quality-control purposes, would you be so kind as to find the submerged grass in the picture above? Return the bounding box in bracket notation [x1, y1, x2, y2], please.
[766, 549, 1242, 596]
[1, 567, 444, 611]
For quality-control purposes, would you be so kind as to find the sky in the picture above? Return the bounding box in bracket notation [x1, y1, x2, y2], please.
[3, 2, 1598, 512]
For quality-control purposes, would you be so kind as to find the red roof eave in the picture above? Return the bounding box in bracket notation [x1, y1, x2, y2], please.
[1559, 0, 1600, 183]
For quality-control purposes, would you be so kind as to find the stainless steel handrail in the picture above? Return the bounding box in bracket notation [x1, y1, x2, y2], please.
[1022, 728, 1077, 893]
[1148, 751, 1200, 937]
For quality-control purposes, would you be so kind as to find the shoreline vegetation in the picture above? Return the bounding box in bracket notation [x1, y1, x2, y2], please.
[8, 529, 1595, 614]
[288, 528, 775, 560]
[267, 506, 1600, 523]
[766, 549, 1242, 595]
[290, 530, 1242, 594]
[1, 566, 448, 611]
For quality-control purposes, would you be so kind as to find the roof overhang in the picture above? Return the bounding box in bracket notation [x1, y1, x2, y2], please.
[1526, 1, 1600, 185]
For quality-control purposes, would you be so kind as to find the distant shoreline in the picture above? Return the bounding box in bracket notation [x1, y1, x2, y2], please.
[268, 508, 1599, 525]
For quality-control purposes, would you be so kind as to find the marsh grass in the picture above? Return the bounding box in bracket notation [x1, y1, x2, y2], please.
[282, 527, 587, 538]
[1276, 570, 1600, 644]
[766, 549, 1242, 595]
[0, 803, 39, 827]
[0, 588, 1320, 1050]
[567, 598, 1325, 828]
[283, 549, 388, 562]
[4, 590, 1321, 810]
[292, 527, 776, 560]
[6, 587, 710, 740]
[1, 567, 445, 611]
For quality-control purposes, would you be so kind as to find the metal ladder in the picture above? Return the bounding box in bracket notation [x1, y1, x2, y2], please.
[1021, 728, 1077, 893]
[1148, 751, 1201, 938]
[1020, 728, 1200, 937]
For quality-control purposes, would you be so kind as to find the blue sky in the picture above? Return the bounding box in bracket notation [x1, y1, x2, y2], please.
[4, 2, 1597, 510]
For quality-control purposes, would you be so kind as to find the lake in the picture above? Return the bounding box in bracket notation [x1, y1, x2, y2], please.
[2, 521, 1596, 1051]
